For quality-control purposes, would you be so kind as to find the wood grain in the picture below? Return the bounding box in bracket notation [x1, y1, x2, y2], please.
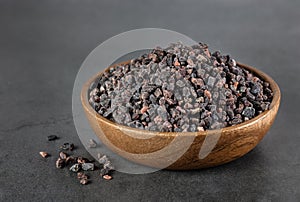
[81, 61, 281, 170]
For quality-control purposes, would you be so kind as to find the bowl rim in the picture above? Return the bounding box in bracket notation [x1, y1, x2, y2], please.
[81, 61, 281, 137]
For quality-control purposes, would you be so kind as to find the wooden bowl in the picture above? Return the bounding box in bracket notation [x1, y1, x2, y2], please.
[81, 61, 280, 170]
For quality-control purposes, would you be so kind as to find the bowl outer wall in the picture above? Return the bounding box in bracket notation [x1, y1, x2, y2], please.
[81, 61, 280, 170]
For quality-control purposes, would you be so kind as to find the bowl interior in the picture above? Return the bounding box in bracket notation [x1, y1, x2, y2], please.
[81, 61, 280, 137]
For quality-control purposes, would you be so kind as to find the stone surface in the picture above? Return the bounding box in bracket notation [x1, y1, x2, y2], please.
[0, 0, 299, 201]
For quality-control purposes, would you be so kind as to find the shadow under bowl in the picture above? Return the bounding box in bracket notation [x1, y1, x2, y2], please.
[81, 61, 280, 170]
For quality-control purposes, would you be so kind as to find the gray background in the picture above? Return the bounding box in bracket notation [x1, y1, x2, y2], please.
[0, 0, 299, 201]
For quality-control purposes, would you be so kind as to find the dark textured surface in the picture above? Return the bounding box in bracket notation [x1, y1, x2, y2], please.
[0, 0, 299, 201]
